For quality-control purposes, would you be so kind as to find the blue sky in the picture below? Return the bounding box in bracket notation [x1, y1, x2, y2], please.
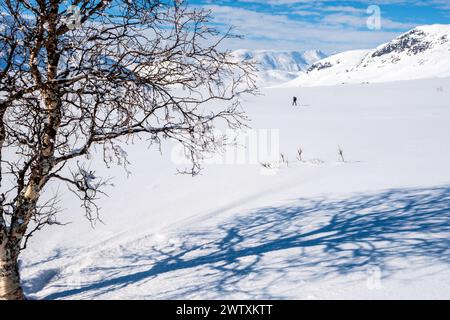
[190, 0, 450, 53]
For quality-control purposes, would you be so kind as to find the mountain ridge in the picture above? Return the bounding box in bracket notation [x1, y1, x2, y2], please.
[232, 49, 327, 87]
[281, 24, 450, 87]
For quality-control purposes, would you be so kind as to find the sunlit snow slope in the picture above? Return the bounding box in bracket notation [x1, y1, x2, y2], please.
[282, 24, 450, 87]
[22, 77, 450, 300]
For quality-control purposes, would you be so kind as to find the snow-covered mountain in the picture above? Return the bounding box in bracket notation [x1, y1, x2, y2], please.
[232, 49, 327, 87]
[282, 24, 450, 87]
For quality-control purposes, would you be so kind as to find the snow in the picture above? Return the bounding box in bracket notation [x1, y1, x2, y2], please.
[232, 49, 326, 87]
[281, 24, 450, 87]
[21, 76, 450, 300]
[233, 49, 326, 72]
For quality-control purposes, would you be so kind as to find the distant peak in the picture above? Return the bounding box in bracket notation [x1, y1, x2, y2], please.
[231, 49, 328, 73]
[412, 24, 450, 33]
[230, 49, 328, 87]
[371, 24, 450, 58]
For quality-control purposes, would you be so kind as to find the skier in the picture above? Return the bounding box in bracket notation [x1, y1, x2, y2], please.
[292, 96, 298, 106]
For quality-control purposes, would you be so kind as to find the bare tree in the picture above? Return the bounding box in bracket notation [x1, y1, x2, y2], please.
[0, 0, 256, 300]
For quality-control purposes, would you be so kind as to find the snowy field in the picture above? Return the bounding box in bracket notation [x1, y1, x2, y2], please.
[21, 77, 450, 300]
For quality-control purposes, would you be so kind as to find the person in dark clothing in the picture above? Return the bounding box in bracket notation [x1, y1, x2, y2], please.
[292, 96, 298, 106]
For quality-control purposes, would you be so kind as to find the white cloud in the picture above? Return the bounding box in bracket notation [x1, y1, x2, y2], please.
[200, 4, 419, 53]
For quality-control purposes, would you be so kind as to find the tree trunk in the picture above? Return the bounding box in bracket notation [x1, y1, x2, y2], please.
[0, 255, 25, 300]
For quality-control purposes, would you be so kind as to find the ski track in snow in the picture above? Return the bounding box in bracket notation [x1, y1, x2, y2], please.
[21, 77, 450, 300]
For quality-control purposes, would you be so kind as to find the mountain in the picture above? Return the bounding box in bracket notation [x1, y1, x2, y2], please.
[232, 49, 327, 87]
[282, 24, 450, 87]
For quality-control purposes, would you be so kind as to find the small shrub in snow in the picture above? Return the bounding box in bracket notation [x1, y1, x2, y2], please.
[338, 146, 346, 163]
[297, 148, 304, 162]
[280, 153, 289, 167]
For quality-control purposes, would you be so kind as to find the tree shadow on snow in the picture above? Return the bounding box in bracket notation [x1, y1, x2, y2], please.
[43, 186, 450, 299]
